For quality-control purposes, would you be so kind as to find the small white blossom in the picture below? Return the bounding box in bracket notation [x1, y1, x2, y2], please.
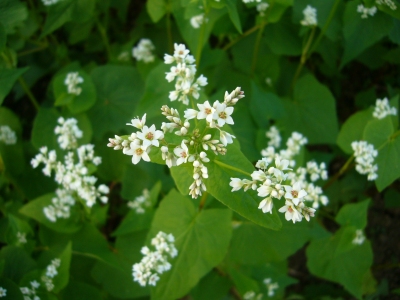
[266, 126, 281, 148]
[301, 5, 317, 26]
[42, 0, 61, 5]
[17, 231, 27, 245]
[352, 229, 366, 245]
[257, 2, 269, 16]
[127, 114, 147, 130]
[351, 141, 378, 180]
[64, 72, 83, 95]
[54, 117, 83, 150]
[357, 4, 377, 18]
[125, 140, 151, 165]
[279, 200, 303, 223]
[264, 278, 279, 297]
[190, 14, 207, 29]
[127, 189, 151, 214]
[136, 125, 164, 149]
[213, 101, 234, 127]
[373, 97, 397, 119]
[0, 125, 17, 145]
[20, 281, 40, 299]
[242, 0, 262, 3]
[174, 141, 189, 165]
[284, 182, 307, 206]
[41, 258, 61, 291]
[376, 0, 397, 10]
[243, 291, 263, 300]
[132, 39, 155, 63]
[0, 287, 6, 297]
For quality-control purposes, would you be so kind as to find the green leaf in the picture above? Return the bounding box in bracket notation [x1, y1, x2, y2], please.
[60, 281, 102, 300]
[171, 145, 282, 230]
[363, 117, 395, 148]
[19, 193, 83, 233]
[228, 215, 312, 265]
[51, 241, 72, 293]
[280, 74, 339, 144]
[0, 0, 28, 34]
[335, 199, 370, 229]
[225, 0, 242, 34]
[341, 1, 393, 68]
[337, 109, 374, 154]
[190, 270, 232, 300]
[307, 229, 373, 299]
[88, 65, 144, 139]
[375, 134, 400, 191]
[0, 23, 6, 52]
[149, 189, 233, 300]
[0, 67, 28, 105]
[147, 0, 167, 23]
[0, 246, 36, 282]
[0, 277, 24, 300]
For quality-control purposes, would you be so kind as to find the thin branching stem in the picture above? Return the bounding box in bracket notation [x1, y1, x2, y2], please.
[18, 77, 40, 111]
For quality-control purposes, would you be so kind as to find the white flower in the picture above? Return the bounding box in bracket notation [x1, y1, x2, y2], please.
[284, 182, 307, 206]
[127, 113, 147, 129]
[54, 117, 83, 150]
[197, 101, 216, 124]
[301, 5, 317, 26]
[266, 126, 281, 148]
[373, 97, 397, 119]
[264, 278, 279, 297]
[132, 39, 155, 63]
[64, 72, 84, 95]
[258, 197, 273, 213]
[174, 141, 189, 165]
[352, 229, 366, 245]
[229, 178, 244, 191]
[190, 14, 206, 29]
[127, 189, 151, 214]
[0, 287, 6, 297]
[184, 108, 198, 120]
[351, 141, 378, 180]
[136, 125, 164, 149]
[257, 2, 269, 16]
[126, 141, 151, 164]
[213, 101, 234, 127]
[173, 43, 190, 60]
[219, 130, 235, 146]
[0, 125, 17, 145]
[357, 4, 377, 18]
[376, 0, 397, 10]
[17, 231, 27, 244]
[42, 0, 61, 6]
[279, 200, 303, 223]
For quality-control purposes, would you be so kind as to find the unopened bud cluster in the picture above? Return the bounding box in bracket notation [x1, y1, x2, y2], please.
[132, 39, 155, 63]
[41, 258, 61, 291]
[127, 189, 151, 214]
[351, 141, 378, 180]
[64, 72, 83, 96]
[373, 97, 397, 119]
[0, 125, 17, 145]
[132, 232, 178, 287]
[164, 43, 208, 105]
[31, 118, 109, 222]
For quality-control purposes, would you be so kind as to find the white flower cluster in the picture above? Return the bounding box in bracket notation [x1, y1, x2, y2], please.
[352, 229, 366, 245]
[0, 125, 17, 145]
[20, 281, 40, 300]
[108, 87, 244, 199]
[127, 189, 151, 214]
[300, 5, 317, 26]
[17, 231, 27, 245]
[262, 129, 308, 168]
[64, 72, 83, 96]
[31, 118, 108, 222]
[243, 291, 263, 300]
[376, 0, 397, 10]
[54, 117, 83, 150]
[351, 141, 378, 181]
[41, 258, 61, 291]
[0, 287, 6, 297]
[164, 43, 208, 105]
[132, 39, 155, 63]
[242, 0, 262, 3]
[257, 2, 269, 16]
[373, 97, 397, 119]
[132, 232, 178, 287]
[357, 4, 377, 18]
[42, 0, 61, 5]
[264, 278, 279, 297]
[190, 14, 207, 29]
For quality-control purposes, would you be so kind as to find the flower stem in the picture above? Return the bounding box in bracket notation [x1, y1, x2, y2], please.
[96, 19, 112, 61]
[199, 191, 208, 210]
[250, 21, 267, 76]
[323, 155, 354, 190]
[222, 24, 263, 51]
[18, 77, 40, 111]
[214, 160, 252, 176]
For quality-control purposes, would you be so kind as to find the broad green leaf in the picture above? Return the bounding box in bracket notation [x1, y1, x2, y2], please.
[0, 277, 24, 300]
[363, 117, 394, 148]
[335, 199, 370, 229]
[0, 67, 28, 105]
[307, 229, 373, 299]
[280, 74, 339, 144]
[19, 193, 83, 233]
[0, 0, 28, 34]
[147, 0, 167, 23]
[0, 23, 5, 52]
[341, 1, 393, 68]
[228, 268, 259, 296]
[266, 2, 291, 24]
[51, 241, 72, 293]
[190, 270, 232, 300]
[88, 65, 144, 139]
[171, 145, 282, 230]
[60, 281, 102, 300]
[337, 109, 374, 154]
[225, 0, 242, 34]
[53, 69, 97, 114]
[149, 189, 232, 300]
[375, 134, 400, 191]
[228, 215, 311, 265]
[0, 246, 36, 282]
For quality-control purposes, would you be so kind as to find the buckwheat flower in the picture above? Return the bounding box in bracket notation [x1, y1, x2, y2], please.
[64, 72, 84, 95]
[54, 117, 83, 150]
[300, 5, 317, 26]
[42, 0, 61, 5]
[306, 161, 328, 182]
[0, 125, 17, 145]
[213, 101, 234, 127]
[174, 141, 189, 165]
[376, 0, 397, 10]
[127, 114, 147, 130]
[229, 178, 245, 191]
[196, 74, 208, 86]
[351, 141, 378, 180]
[17, 231, 27, 245]
[20, 281, 40, 299]
[264, 278, 279, 297]
[243, 291, 263, 300]
[266, 126, 281, 148]
[127, 189, 151, 214]
[197, 101, 216, 124]
[126, 140, 151, 164]
[284, 182, 307, 206]
[352, 229, 366, 245]
[184, 108, 198, 120]
[279, 200, 303, 223]
[190, 14, 206, 29]
[373, 97, 397, 119]
[258, 197, 273, 213]
[0, 287, 6, 297]
[136, 125, 164, 148]
[132, 39, 155, 63]
[257, 2, 269, 16]
[219, 130, 235, 146]
[242, 0, 262, 3]
[357, 4, 377, 18]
